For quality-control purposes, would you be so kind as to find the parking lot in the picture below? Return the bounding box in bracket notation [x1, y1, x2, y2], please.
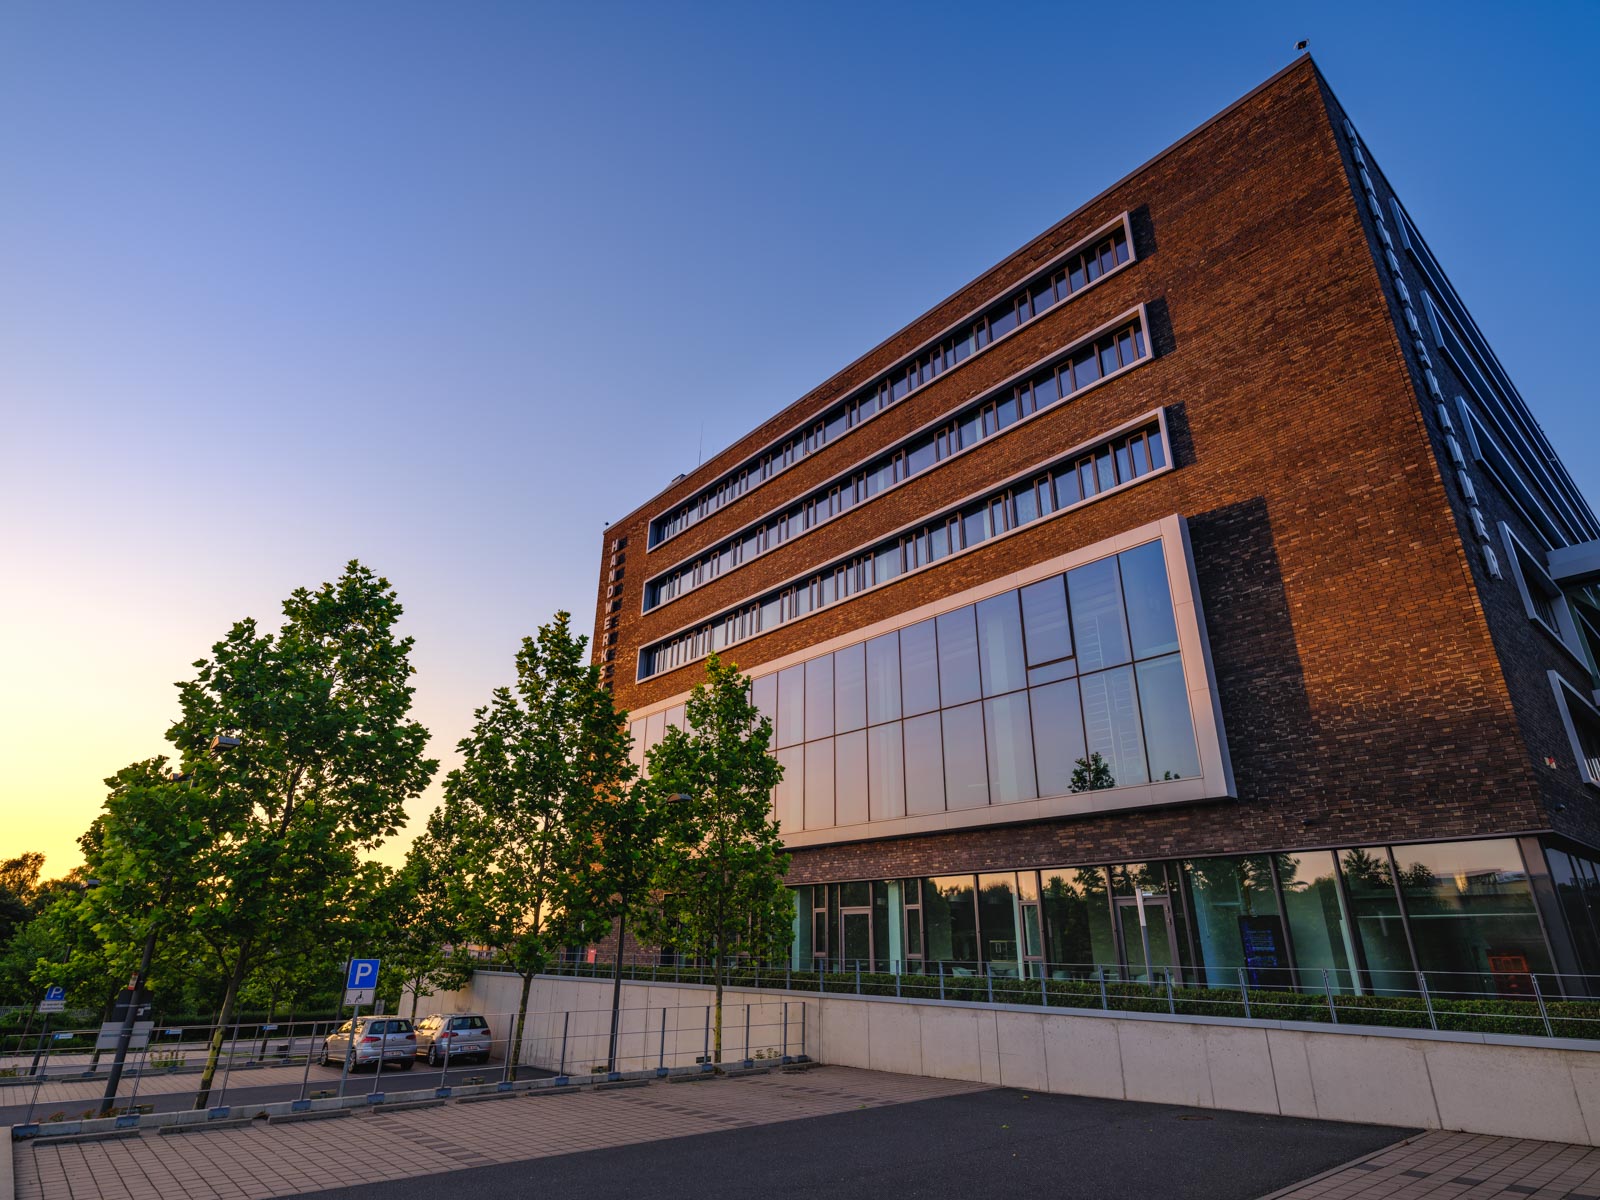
[13, 1066, 1417, 1200]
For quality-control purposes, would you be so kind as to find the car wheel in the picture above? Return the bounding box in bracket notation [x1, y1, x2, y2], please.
[319, 1046, 330, 1067]
[427, 1047, 439, 1068]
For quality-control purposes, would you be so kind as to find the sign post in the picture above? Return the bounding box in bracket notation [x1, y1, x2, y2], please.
[336, 959, 379, 1099]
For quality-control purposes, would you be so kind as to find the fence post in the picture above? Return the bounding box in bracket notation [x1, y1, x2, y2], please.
[895, 967, 902, 999]
[801, 1002, 807, 1062]
[1237, 967, 1251, 1020]
[1531, 974, 1554, 1037]
[1096, 966, 1107, 1011]
[938, 961, 946, 1002]
[558, 1011, 569, 1081]
[786, 961, 791, 992]
[855, 959, 861, 995]
[658, 1007, 667, 1077]
[1322, 969, 1339, 1024]
[1165, 969, 1175, 1015]
[781, 1002, 789, 1062]
[299, 1020, 316, 1101]
[743, 1003, 751, 1067]
[986, 962, 994, 1004]
[1418, 973, 1437, 1030]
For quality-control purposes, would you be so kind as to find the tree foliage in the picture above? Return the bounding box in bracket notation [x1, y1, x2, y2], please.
[637, 654, 791, 1065]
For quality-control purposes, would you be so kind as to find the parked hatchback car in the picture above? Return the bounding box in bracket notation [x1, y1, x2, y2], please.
[320, 1016, 416, 1070]
[413, 1013, 493, 1066]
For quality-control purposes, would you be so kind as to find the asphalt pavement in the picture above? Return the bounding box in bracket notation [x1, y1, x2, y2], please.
[280, 1086, 1411, 1200]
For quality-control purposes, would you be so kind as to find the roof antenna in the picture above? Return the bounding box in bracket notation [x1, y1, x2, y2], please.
[697, 420, 704, 467]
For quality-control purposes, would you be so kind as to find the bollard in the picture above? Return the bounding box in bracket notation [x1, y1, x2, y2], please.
[1237, 968, 1252, 1020]
[1418, 974, 1437, 1030]
[1322, 970, 1339, 1024]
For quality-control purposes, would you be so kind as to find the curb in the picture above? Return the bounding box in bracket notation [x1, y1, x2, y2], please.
[18, 1128, 141, 1147]
[158, 1118, 254, 1136]
[1251, 1132, 1430, 1200]
[360, 1099, 445, 1115]
[266, 1109, 352, 1125]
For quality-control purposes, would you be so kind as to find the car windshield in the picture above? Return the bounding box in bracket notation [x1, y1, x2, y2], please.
[450, 1017, 487, 1030]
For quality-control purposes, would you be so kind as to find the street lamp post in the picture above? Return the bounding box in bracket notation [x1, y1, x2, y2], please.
[97, 735, 239, 1116]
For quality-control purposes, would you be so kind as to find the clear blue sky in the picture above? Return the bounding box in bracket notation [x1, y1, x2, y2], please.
[3, 0, 1595, 873]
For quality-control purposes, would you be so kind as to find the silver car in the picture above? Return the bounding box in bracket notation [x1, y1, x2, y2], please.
[320, 1016, 416, 1070]
[413, 1013, 493, 1066]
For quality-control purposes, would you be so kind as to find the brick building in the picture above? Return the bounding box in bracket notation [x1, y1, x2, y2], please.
[591, 57, 1600, 996]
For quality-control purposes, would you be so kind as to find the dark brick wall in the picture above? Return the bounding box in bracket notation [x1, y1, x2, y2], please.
[593, 58, 1584, 883]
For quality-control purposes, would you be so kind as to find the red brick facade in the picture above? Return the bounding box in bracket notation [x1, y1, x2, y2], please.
[591, 59, 1598, 887]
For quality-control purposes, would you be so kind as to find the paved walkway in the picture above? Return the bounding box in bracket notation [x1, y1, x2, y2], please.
[1262, 1129, 1600, 1199]
[15, 1069, 989, 1200]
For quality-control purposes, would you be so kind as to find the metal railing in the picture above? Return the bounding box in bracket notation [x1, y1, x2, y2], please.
[546, 955, 1600, 1042]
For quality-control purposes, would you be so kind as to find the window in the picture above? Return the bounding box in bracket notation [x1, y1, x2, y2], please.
[648, 217, 1136, 549]
[641, 311, 1153, 613]
[1552, 672, 1600, 789]
[1503, 522, 1581, 653]
[640, 416, 1170, 674]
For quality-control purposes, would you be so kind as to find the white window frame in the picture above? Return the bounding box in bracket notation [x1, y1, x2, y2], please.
[1501, 522, 1585, 659]
[1549, 671, 1600, 791]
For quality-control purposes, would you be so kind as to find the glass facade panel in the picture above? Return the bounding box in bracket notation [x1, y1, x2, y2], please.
[976, 592, 1028, 696]
[1184, 856, 1289, 987]
[900, 619, 940, 717]
[941, 701, 990, 809]
[805, 655, 834, 741]
[1030, 678, 1087, 797]
[1080, 665, 1147, 787]
[977, 874, 1022, 973]
[775, 665, 805, 748]
[936, 606, 982, 707]
[865, 631, 902, 725]
[1280, 851, 1358, 990]
[1548, 849, 1600, 975]
[834, 729, 868, 827]
[1340, 847, 1415, 992]
[834, 643, 866, 733]
[867, 723, 907, 821]
[1120, 540, 1181, 658]
[802, 739, 835, 829]
[1392, 839, 1552, 992]
[1020, 575, 1073, 667]
[1068, 557, 1131, 672]
[1135, 654, 1201, 781]
[924, 876, 980, 965]
[773, 744, 804, 831]
[1040, 867, 1114, 973]
[903, 711, 945, 816]
[984, 692, 1037, 803]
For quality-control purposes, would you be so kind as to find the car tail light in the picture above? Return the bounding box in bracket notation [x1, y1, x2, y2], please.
[359, 1036, 381, 1044]
[438, 1031, 456, 1039]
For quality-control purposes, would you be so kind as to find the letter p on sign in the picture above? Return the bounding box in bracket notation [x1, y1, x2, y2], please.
[344, 958, 380, 1005]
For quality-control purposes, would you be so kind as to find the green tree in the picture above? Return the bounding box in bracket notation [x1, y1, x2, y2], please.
[366, 850, 475, 1020]
[637, 655, 790, 1068]
[167, 561, 436, 1107]
[426, 612, 630, 1080]
[1070, 752, 1116, 792]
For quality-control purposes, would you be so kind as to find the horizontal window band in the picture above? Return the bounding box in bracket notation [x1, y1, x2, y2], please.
[637, 409, 1173, 683]
[646, 213, 1137, 552]
[642, 307, 1153, 615]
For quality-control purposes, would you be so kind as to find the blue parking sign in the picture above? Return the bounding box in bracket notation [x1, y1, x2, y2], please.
[346, 959, 380, 990]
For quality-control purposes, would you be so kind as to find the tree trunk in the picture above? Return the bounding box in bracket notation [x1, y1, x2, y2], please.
[606, 911, 627, 1073]
[712, 952, 723, 1068]
[508, 970, 534, 1082]
[192, 943, 249, 1109]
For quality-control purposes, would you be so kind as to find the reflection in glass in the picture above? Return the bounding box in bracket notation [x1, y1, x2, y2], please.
[977, 874, 1021, 974]
[1279, 851, 1358, 991]
[805, 656, 834, 741]
[773, 744, 804, 831]
[1340, 847, 1415, 993]
[865, 631, 902, 725]
[834, 644, 866, 733]
[903, 712, 945, 816]
[984, 692, 1037, 803]
[1031, 679, 1087, 797]
[1184, 856, 1287, 987]
[924, 876, 979, 964]
[802, 739, 834, 829]
[942, 702, 989, 809]
[1040, 868, 1114, 972]
[936, 606, 982, 707]
[776, 665, 804, 748]
[1068, 558, 1130, 672]
[1135, 654, 1200, 780]
[1392, 839, 1551, 991]
[867, 723, 906, 821]
[976, 593, 1027, 696]
[1080, 666, 1147, 787]
[900, 619, 940, 716]
[1120, 541, 1181, 658]
[834, 730, 868, 826]
[1020, 575, 1072, 666]
[751, 674, 777, 734]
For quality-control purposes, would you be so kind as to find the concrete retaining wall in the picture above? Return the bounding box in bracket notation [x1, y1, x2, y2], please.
[439, 971, 1600, 1142]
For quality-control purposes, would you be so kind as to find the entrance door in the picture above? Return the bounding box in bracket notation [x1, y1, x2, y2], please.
[1114, 895, 1179, 983]
[839, 909, 872, 972]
